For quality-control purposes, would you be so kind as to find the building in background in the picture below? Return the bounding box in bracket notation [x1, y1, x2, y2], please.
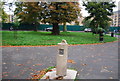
[8, 15, 14, 23]
[110, 10, 120, 27]
[66, 16, 84, 26]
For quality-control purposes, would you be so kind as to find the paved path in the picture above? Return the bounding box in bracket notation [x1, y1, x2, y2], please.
[2, 41, 119, 79]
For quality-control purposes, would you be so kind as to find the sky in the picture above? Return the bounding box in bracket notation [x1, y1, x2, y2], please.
[3, 0, 120, 17]
[80, 0, 120, 17]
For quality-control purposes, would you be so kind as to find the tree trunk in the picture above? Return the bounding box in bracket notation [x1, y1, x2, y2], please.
[52, 23, 60, 35]
[99, 30, 104, 42]
[63, 23, 67, 32]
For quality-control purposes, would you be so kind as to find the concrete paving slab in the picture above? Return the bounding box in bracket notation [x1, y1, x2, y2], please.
[41, 68, 77, 80]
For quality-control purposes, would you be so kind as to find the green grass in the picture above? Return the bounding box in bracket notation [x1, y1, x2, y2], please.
[1, 31, 117, 46]
[116, 33, 120, 35]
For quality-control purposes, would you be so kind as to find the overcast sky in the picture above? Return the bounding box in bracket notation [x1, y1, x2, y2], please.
[3, 0, 120, 17]
[80, 0, 120, 17]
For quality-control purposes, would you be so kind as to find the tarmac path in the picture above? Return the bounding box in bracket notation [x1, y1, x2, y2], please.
[2, 41, 119, 79]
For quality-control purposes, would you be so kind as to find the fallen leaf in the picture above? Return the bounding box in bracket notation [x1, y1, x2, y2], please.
[36, 71, 41, 73]
[33, 65, 35, 66]
[30, 73, 34, 75]
[48, 70, 52, 72]
[32, 75, 38, 77]
[31, 69, 51, 79]
[16, 64, 24, 66]
[54, 76, 63, 80]
[45, 76, 50, 79]
[31, 69, 35, 71]
[67, 60, 76, 64]
[36, 64, 42, 66]
[104, 66, 108, 69]
[40, 71, 46, 75]
[34, 64, 42, 66]
[100, 68, 110, 72]
[80, 68, 84, 71]
[81, 64, 87, 66]
[28, 67, 33, 69]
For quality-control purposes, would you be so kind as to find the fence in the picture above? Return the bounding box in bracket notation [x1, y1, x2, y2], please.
[1, 23, 120, 31]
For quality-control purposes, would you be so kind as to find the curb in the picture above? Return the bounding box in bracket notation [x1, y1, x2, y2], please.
[0, 40, 118, 47]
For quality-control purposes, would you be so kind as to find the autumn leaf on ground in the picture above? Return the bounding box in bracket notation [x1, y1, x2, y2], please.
[34, 64, 42, 66]
[40, 71, 46, 75]
[32, 75, 38, 78]
[45, 76, 50, 79]
[28, 67, 33, 69]
[33, 64, 42, 66]
[47, 70, 53, 72]
[67, 60, 76, 64]
[81, 64, 87, 66]
[54, 76, 63, 80]
[36, 71, 41, 73]
[16, 64, 24, 66]
[32, 70, 47, 79]
[30, 73, 34, 75]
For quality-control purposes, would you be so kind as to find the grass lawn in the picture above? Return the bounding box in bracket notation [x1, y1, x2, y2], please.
[1, 31, 117, 46]
[116, 33, 120, 35]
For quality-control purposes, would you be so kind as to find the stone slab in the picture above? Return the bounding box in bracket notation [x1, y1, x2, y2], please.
[40, 68, 77, 80]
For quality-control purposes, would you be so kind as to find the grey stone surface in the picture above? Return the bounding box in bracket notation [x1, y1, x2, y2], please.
[41, 68, 77, 79]
[2, 41, 118, 79]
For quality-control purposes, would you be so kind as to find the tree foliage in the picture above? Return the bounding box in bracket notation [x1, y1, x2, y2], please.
[82, 18, 91, 28]
[42, 2, 80, 24]
[14, 2, 44, 31]
[42, 2, 81, 35]
[15, 2, 81, 34]
[0, 2, 8, 23]
[1, 9, 8, 23]
[83, 1, 116, 33]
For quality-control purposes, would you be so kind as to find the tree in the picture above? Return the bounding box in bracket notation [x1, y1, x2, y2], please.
[15, 2, 81, 34]
[14, 2, 24, 16]
[14, 2, 44, 31]
[82, 18, 91, 28]
[1, 9, 8, 23]
[75, 20, 80, 25]
[13, 20, 20, 39]
[83, 1, 116, 41]
[83, 1, 116, 33]
[0, 2, 8, 23]
[42, 2, 81, 35]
